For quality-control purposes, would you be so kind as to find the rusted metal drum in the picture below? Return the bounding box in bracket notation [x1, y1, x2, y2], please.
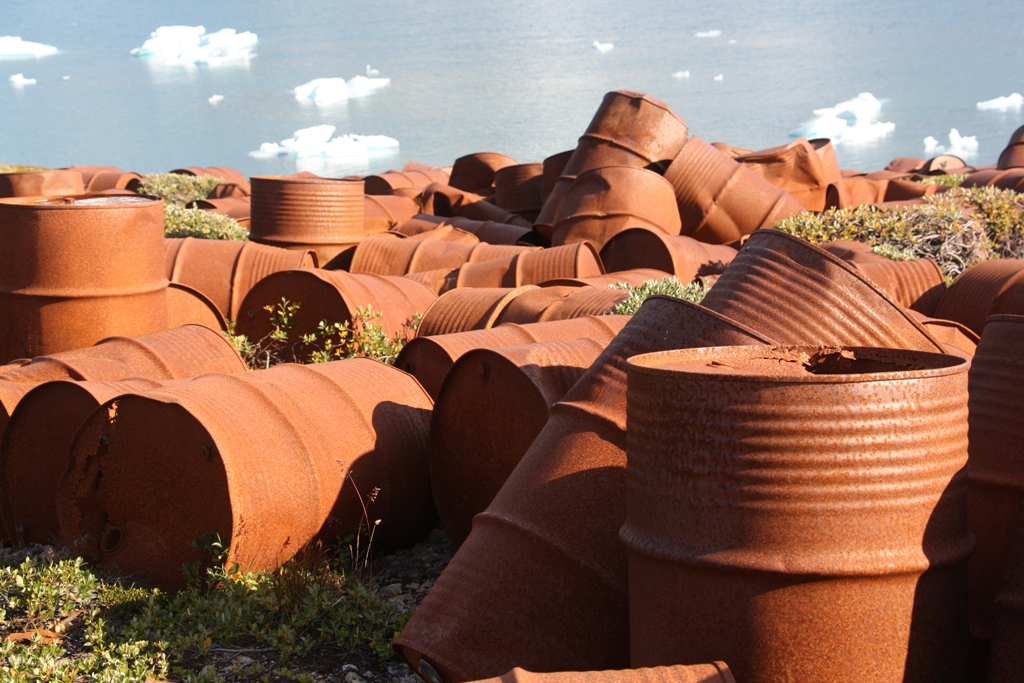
[997, 124, 1024, 170]
[430, 337, 610, 546]
[405, 224, 481, 244]
[623, 344, 971, 683]
[821, 239, 882, 262]
[962, 168, 1024, 193]
[989, 507, 1024, 682]
[550, 166, 682, 250]
[664, 137, 805, 244]
[63, 166, 122, 188]
[736, 137, 842, 212]
[351, 235, 479, 277]
[364, 194, 420, 233]
[539, 269, 668, 289]
[394, 297, 771, 682]
[848, 257, 947, 316]
[445, 217, 534, 245]
[488, 287, 584, 325]
[57, 358, 434, 590]
[249, 175, 366, 267]
[449, 153, 519, 195]
[446, 243, 601, 290]
[0, 170, 85, 198]
[1, 377, 168, 546]
[84, 171, 145, 194]
[600, 228, 736, 282]
[701, 230, 947, 352]
[393, 214, 448, 237]
[188, 196, 252, 227]
[365, 164, 450, 195]
[169, 166, 248, 186]
[934, 259, 1024, 336]
[0, 195, 169, 362]
[208, 181, 252, 198]
[421, 183, 533, 228]
[909, 312, 979, 358]
[493, 164, 544, 217]
[163, 237, 317, 322]
[541, 150, 575, 203]
[417, 287, 537, 337]
[462, 663, 735, 683]
[165, 283, 227, 331]
[235, 268, 436, 343]
[397, 315, 628, 399]
[967, 315, 1024, 640]
[535, 288, 628, 322]
[826, 176, 889, 209]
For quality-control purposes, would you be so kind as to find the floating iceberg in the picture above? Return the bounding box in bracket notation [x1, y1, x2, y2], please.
[791, 92, 895, 144]
[131, 26, 257, 65]
[208, 94, 224, 104]
[9, 73, 36, 86]
[672, 71, 690, 79]
[695, 30, 722, 38]
[923, 129, 979, 158]
[250, 125, 399, 162]
[0, 36, 58, 59]
[977, 94, 1024, 111]
[293, 75, 390, 105]
[592, 41, 614, 53]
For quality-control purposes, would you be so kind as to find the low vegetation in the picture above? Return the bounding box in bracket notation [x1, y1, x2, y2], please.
[775, 186, 1024, 280]
[138, 173, 226, 206]
[136, 173, 248, 242]
[0, 164, 49, 173]
[608, 276, 710, 315]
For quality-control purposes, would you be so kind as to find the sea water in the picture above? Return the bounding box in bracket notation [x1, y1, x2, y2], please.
[1, 0, 1023, 177]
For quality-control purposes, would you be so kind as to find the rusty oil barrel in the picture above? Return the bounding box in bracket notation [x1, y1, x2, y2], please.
[0, 170, 85, 198]
[663, 137, 805, 244]
[449, 153, 520, 195]
[250, 175, 365, 267]
[85, 171, 145, 194]
[430, 337, 610, 546]
[735, 137, 842, 212]
[623, 344, 971, 683]
[493, 163, 544, 217]
[444, 217, 534, 245]
[989, 507, 1024, 682]
[421, 183, 533, 228]
[599, 228, 736, 282]
[164, 237, 317, 321]
[0, 195, 168, 363]
[701, 230, 947, 352]
[165, 283, 227, 331]
[462, 663, 735, 683]
[934, 259, 1024, 336]
[57, 358, 433, 590]
[393, 296, 772, 682]
[396, 315, 629, 399]
[416, 286, 538, 337]
[997, 124, 1024, 170]
[364, 194, 420, 233]
[967, 315, 1024, 640]
[538, 270, 668, 289]
[492, 286, 627, 325]
[365, 163, 450, 195]
[848, 257, 947, 316]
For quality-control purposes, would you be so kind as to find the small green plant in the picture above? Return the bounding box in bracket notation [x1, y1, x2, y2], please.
[0, 164, 49, 173]
[137, 173, 225, 206]
[162, 204, 249, 241]
[225, 299, 420, 370]
[608, 276, 710, 315]
[871, 243, 914, 261]
[917, 173, 969, 186]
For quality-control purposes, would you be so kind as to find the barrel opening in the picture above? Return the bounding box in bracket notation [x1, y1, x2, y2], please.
[804, 348, 927, 375]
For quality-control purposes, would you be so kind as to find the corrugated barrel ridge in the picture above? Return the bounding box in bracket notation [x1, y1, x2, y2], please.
[230, 242, 315, 319]
[418, 287, 534, 337]
[539, 288, 627, 321]
[850, 258, 946, 315]
[934, 260, 1024, 335]
[350, 235, 417, 276]
[250, 176, 365, 244]
[518, 242, 604, 286]
[476, 663, 735, 683]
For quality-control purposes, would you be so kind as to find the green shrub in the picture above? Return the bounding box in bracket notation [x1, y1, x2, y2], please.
[608, 276, 710, 315]
[917, 173, 969, 187]
[137, 173, 225, 206]
[0, 164, 49, 173]
[163, 204, 249, 241]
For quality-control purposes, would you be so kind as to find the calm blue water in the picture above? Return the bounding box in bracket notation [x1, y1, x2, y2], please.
[2, 0, 1023, 177]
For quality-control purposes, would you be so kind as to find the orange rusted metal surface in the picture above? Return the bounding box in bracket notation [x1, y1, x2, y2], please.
[365, 194, 420, 233]
[63, 166, 122, 187]
[169, 166, 248, 186]
[493, 163, 544, 217]
[449, 153, 519, 195]
[736, 137, 842, 211]
[165, 283, 227, 331]
[57, 358, 433, 590]
[393, 214, 448, 237]
[416, 286, 537, 337]
[996, 124, 1024, 170]
[163, 237, 316, 321]
[236, 268, 435, 343]
[0, 377, 168, 546]
[351, 234, 479, 277]
[551, 166, 682, 250]
[967, 315, 1024, 641]
[989, 506, 1024, 682]
[664, 137, 805, 244]
[208, 181, 252, 198]
[462, 663, 735, 683]
[908, 312, 979, 358]
[394, 297, 771, 681]
[249, 175, 366, 267]
[421, 183, 533, 228]
[530, 287, 628, 323]
[934, 259, 1024, 336]
[599, 228, 736, 282]
[446, 243, 599, 289]
[406, 224, 480, 244]
[188, 196, 252, 227]
[962, 168, 1024, 193]
[623, 344, 971, 683]
[365, 163, 450, 195]
[0, 195, 169, 363]
[821, 239, 882, 262]
[445, 217, 534, 245]
[0, 170, 85, 198]
[825, 177, 888, 209]
[542, 150, 575, 203]
[539, 269, 668, 289]
[430, 337, 610, 546]
[700, 230, 946, 351]
[848, 257, 946, 316]
[84, 171, 145, 194]
[396, 315, 629, 400]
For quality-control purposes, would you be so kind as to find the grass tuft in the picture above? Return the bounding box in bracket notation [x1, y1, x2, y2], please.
[608, 276, 710, 315]
[163, 204, 249, 241]
[138, 173, 225, 207]
[0, 164, 50, 173]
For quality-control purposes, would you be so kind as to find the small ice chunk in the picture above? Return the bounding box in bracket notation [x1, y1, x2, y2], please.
[131, 26, 257, 65]
[0, 36, 59, 59]
[793, 93, 895, 145]
[922, 128, 979, 158]
[695, 30, 722, 38]
[672, 70, 691, 79]
[713, 74, 724, 82]
[592, 41, 614, 53]
[208, 94, 224, 104]
[293, 75, 390, 104]
[924, 136, 943, 155]
[9, 73, 36, 86]
[62, 75, 70, 80]
[977, 93, 1024, 111]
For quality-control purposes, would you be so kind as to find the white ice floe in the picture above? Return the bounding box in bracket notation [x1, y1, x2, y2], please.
[9, 73, 36, 86]
[62, 75, 70, 80]
[923, 129, 979, 158]
[592, 41, 614, 53]
[791, 92, 895, 144]
[208, 94, 224, 104]
[713, 74, 724, 82]
[293, 75, 390, 105]
[977, 93, 1024, 111]
[131, 26, 257, 65]
[672, 71, 690, 79]
[250, 125, 399, 163]
[0, 36, 58, 59]
[695, 30, 722, 38]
